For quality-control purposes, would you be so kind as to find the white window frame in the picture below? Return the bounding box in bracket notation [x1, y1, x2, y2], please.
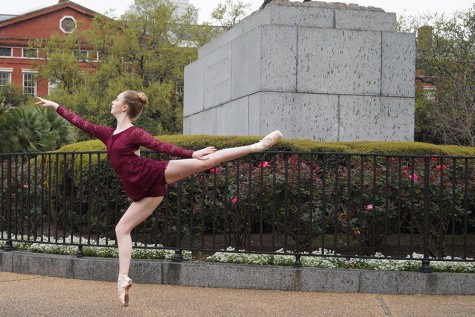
[22, 69, 38, 97]
[0, 47, 12, 57]
[59, 16, 77, 34]
[0, 68, 13, 87]
[48, 78, 60, 95]
[22, 48, 38, 59]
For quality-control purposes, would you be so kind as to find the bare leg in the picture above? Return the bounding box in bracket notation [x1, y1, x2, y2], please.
[165, 145, 254, 184]
[165, 130, 282, 184]
[115, 196, 164, 276]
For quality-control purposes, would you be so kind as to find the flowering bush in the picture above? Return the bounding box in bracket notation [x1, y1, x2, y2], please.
[2, 151, 474, 260]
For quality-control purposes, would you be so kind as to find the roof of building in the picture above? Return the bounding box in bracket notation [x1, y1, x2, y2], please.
[0, 1, 99, 28]
[0, 14, 17, 22]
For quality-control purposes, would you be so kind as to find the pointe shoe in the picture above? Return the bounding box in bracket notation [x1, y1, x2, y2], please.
[251, 130, 283, 152]
[118, 274, 132, 307]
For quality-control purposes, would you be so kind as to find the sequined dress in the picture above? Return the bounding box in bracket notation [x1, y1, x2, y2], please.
[57, 106, 194, 201]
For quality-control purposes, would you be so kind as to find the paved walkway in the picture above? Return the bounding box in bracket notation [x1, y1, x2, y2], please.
[1, 272, 474, 317]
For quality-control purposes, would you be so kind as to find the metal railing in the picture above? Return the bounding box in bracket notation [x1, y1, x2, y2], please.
[1, 151, 474, 272]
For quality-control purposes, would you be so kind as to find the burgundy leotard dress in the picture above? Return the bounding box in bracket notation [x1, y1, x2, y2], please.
[57, 106, 194, 201]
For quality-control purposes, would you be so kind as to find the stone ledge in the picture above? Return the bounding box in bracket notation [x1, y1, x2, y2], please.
[1, 251, 473, 295]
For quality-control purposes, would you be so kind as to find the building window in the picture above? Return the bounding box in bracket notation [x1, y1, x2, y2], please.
[89, 51, 99, 62]
[60, 16, 77, 33]
[0, 47, 12, 57]
[74, 50, 88, 61]
[23, 72, 37, 96]
[0, 70, 12, 87]
[48, 79, 60, 95]
[23, 48, 38, 58]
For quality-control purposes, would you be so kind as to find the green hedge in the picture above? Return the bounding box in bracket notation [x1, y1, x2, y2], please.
[57, 135, 475, 156]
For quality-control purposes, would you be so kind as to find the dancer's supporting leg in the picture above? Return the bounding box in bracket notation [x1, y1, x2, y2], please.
[115, 196, 163, 306]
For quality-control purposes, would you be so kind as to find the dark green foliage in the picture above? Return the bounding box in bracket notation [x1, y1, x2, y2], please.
[0, 83, 28, 108]
[0, 107, 72, 153]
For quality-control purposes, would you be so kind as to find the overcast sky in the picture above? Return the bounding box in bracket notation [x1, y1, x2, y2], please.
[0, 1, 472, 22]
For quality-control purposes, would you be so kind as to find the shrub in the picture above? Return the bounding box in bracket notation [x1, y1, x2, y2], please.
[3, 136, 474, 257]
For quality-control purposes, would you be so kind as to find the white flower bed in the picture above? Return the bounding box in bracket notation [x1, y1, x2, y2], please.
[1, 233, 473, 272]
[205, 248, 475, 273]
[0, 233, 191, 260]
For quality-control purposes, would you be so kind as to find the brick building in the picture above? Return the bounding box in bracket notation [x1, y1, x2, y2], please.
[0, 0, 98, 97]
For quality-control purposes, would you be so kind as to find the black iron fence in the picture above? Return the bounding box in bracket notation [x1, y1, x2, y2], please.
[1, 151, 474, 272]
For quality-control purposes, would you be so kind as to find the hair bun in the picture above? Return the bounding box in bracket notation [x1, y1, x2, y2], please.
[137, 92, 148, 106]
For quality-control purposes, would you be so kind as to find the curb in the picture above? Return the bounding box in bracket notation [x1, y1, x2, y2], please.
[1, 251, 474, 295]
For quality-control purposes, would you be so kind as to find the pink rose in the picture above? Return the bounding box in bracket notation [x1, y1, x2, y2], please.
[409, 174, 420, 181]
[365, 204, 374, 211]
[436, 165, 445, 170]
[258, 161, 270, 168]
[210, 167, 220, 173]
[232, 197, 238, 204]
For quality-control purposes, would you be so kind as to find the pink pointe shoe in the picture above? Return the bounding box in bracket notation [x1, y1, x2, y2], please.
[251, 130, 283, 152]
[118, 274, 132, 307]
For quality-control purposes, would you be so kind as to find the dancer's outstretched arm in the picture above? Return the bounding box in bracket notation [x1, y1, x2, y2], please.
[35, 97, 112, 143]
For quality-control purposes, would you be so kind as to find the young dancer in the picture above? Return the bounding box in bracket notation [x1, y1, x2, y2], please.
[36, 91, 282, 306]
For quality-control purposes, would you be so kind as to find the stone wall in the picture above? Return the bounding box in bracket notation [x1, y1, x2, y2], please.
[184, 1, 415, 141]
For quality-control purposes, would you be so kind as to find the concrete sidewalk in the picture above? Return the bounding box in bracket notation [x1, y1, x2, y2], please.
[1, 272, 474, 317]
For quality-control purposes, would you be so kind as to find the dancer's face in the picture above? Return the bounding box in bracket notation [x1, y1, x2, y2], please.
[111, 92, 127, 117]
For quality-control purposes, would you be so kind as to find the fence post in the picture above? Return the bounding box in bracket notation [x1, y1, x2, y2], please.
[293, 254, 302, 267]
[172, 180, 183, 262]
[4, 155, 13, 251]
[77, 244, 84, 258]
[421, 156, 432, 273]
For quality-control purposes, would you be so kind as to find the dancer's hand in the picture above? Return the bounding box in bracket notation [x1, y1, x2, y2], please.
[35, 97, 60, 110]
[193, 147, 216, 160]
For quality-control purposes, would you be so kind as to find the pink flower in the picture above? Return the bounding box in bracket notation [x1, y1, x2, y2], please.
[409, 174, 419, 181]
[22, 184, 29, 189]
[258, 161, 270, 168]
[436, 165, 445, 170]
[232, 197, 238, 204]
[210, 167, 220, 173]
[365, 204, 374, 211]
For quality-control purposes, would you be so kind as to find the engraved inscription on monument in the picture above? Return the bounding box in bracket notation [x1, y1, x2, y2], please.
[204, 53, 231, 107]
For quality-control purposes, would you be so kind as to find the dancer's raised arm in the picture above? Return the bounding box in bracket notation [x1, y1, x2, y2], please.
[36, 97, 113, 144]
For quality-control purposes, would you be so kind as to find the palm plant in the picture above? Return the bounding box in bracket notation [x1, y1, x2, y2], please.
[0, 95, 11, 116]
[0, 106, 71, 153]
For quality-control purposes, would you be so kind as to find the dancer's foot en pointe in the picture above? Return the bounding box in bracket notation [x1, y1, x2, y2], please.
[118, 274, 132, 307]
[251, 130, 283, 152]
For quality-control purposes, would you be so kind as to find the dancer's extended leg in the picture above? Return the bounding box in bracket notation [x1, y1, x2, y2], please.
[165, 130, 282, 184]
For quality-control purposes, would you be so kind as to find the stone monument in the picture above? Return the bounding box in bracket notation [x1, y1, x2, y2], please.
[183, 0, 415, 141]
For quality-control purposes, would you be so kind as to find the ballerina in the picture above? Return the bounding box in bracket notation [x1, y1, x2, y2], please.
[36, 90, 282, 306]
